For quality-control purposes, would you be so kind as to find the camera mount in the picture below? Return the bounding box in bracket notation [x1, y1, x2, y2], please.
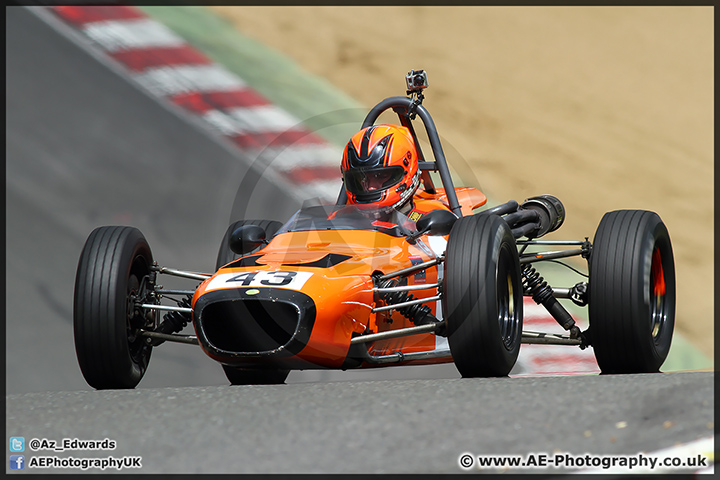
[405, 69, 428, 120]
[406, 69, 429, 93]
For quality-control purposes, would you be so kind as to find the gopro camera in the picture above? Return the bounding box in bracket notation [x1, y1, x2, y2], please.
[406, 69, 428, 92]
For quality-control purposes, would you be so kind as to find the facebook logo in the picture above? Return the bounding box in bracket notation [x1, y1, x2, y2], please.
[10, 437, 25, 452]
[9, 455, 25, 470]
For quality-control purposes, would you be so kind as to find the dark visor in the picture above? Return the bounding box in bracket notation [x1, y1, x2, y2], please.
[343, 166, 405, 195]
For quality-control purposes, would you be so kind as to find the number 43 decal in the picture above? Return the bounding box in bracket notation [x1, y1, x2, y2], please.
[206, 271, 313, 292]
[228, 271, 298, 286]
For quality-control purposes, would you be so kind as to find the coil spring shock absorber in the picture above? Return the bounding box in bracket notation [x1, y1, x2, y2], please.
[378, 279, 439, 327]
[521, 264, 581, 338]
[150, 294, 192, 345]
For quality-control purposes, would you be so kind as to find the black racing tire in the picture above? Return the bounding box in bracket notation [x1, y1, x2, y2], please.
[444, 214, 523, 377]
[588, 210, 675, 374]
[216, 219, 289, 385]
[74, 226, 155, 389]
[215, 219, 284, 270]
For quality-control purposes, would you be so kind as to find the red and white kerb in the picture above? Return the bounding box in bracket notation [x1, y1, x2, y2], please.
[50, 5, 342, 203]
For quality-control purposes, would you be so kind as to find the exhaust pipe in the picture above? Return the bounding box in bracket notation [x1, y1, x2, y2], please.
[519, 195, 565, 238]
[480, 195, 565, 239]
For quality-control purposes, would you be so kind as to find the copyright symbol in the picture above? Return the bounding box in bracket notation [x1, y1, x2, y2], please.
[29, 438, 41, 451]
[459, 453, 474, 469]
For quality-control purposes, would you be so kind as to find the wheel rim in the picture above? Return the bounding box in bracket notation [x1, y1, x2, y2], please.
[126, 257, 152, 367]
[650, 246, 668, 344]
[497, 246, 519, 350]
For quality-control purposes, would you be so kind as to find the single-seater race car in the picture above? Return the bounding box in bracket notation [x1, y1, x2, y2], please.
[73, 70, 675, 389]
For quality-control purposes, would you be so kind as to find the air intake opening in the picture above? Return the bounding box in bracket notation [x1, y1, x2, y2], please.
[201, 299, 299, 353]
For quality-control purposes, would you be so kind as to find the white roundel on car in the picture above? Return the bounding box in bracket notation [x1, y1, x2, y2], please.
[427, 236, 448, 257]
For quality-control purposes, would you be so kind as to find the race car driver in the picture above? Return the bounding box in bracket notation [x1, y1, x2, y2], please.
[340, 124, 447, 331]
[340, 124, 450, 223]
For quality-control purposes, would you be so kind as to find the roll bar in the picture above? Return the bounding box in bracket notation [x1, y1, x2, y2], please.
[336, 96, 463, 217]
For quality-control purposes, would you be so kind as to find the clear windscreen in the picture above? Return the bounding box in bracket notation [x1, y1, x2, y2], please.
[276, 205, 416, 237]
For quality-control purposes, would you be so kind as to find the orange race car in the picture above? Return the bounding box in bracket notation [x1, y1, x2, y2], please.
[73, 70, 676, 389]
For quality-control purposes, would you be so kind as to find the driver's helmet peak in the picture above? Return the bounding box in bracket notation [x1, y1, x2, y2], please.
[341, 124, 420, 209]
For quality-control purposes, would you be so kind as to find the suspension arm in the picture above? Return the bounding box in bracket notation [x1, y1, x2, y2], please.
[374, 282, 441, 293]
[521, 331, 583, 346]
[153, 265, 211, 281]
[371, 295, 442, 313]
[155, 288, 196, 296]
[377, 256, 443, 281]
[350, 322, 444, 344]
[519, 248, 585, 264]
[138, 304, 192, 313]
[517, 240, 587, 246]
[139, 330, 199, 346]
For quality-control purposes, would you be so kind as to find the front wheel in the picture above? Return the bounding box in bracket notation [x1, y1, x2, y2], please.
[444, 214, 523, 377]
[589, 210, 675, 374]
[74, 226, 155, 389]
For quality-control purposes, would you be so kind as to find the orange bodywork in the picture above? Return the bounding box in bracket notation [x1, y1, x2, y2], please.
[192, 187, 485, 370]
[416, 186, 487, 216]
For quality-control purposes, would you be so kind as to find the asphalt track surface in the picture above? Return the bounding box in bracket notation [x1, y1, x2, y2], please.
[5, 6, 714, 474]
[7, 373, 714, 474]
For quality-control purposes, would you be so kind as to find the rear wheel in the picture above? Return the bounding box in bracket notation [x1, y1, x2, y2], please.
[74, 226, 155, 389]
[216, 219, 289, 385]
[444, 214, 523, 377]
[589, 210, 675, 373]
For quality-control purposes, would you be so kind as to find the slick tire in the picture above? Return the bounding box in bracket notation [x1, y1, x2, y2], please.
[589, 210, 675, 374]
[74, 226, 154, 389]
[444, 214, 523, 377]
[216, 219, 284, 270]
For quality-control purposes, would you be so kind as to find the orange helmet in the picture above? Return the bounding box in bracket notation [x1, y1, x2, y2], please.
[341, 125, 420, 208]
